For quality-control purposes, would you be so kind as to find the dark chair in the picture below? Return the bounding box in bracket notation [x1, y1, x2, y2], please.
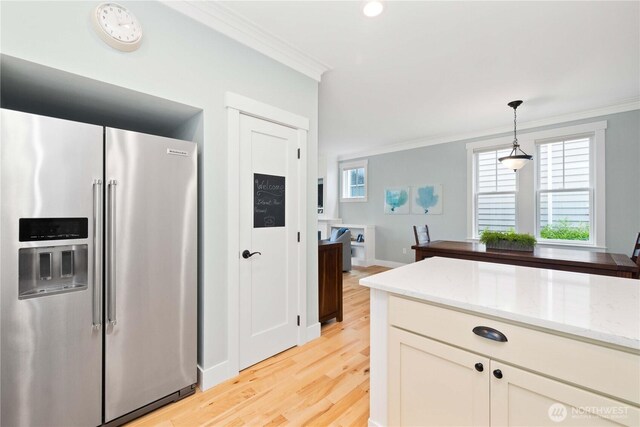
[631, 232, 640, 263]
[413, 225, 431, 245]
[632, 233, 640, 279]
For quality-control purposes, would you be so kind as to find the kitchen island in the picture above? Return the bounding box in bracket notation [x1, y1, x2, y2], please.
[360, 257, 640, 427]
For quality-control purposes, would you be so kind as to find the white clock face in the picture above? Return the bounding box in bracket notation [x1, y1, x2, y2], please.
[93, 3, 142, 51]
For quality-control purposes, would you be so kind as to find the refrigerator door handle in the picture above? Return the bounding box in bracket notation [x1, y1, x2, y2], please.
[106, 179, 117, 326]
[92, 179, 103, 329]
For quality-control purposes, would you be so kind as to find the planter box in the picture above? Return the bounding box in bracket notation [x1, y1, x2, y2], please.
[485, 240, 535, 252]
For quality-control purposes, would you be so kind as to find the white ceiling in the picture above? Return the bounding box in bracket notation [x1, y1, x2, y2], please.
[219, 1, 640, 158]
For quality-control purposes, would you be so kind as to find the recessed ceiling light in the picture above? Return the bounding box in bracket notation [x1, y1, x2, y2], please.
[363, 1, 384, 17]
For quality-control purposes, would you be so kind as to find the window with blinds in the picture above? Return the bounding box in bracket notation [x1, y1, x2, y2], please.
[474, 148, 517, 235]
[537, 137, 591, 242]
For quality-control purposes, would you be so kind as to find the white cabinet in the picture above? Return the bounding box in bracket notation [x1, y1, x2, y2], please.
[329, 223, 375, 267]
[389, 327, 489, 426]
[491, 362, 636, 427]
[386, 296, 640, 427]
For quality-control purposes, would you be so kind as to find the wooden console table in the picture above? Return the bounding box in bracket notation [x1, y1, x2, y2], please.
[318, 241, 343, 323]
[412, 240, 639, 279]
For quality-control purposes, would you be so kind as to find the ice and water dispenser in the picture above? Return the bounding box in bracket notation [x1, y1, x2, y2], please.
[18, 218, 89, 299]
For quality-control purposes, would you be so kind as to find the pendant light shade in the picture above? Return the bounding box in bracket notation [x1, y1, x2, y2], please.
[499, 155, 531, 171]
[498, 100, 532, 171]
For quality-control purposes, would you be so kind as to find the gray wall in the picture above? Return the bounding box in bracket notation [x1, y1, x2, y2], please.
[1, 1, 319, 383]
[340, 110, 640, 263]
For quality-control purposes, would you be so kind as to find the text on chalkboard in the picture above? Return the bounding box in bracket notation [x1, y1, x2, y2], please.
[254, 173, 285, 228]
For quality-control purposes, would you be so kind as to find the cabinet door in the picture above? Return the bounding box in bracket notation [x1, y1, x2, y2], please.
[389, 327, 490, 426]
[491, 362, 639, 426]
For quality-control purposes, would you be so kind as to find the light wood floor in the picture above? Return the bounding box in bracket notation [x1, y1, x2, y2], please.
[128, 265, 388, 427]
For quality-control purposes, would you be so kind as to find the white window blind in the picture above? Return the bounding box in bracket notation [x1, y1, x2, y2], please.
[474, 148, 517, 235]
[537, 137, 591, 242]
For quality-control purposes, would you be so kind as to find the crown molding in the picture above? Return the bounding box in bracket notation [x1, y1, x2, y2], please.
[161, 0, 330, 82]
[337, 98, 640, 161]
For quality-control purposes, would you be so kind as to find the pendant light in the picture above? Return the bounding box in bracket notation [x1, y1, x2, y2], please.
[498, 100, 532, 171]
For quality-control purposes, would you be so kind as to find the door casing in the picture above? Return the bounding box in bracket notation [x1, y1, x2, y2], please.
[224, 92, 309, 380]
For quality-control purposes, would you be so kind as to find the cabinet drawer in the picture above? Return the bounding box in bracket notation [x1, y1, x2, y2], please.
[389, 295, 640, 405]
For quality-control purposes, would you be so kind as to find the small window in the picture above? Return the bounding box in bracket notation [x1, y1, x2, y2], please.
[341, 160, 368, 202]
[537, 136, 592, 243]
[474, 148, 517, 236]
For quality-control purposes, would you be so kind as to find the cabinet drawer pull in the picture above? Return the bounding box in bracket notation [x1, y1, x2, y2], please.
[472, 326, 508, 342]
[493, 369, 503, 379]
[474, 362, 484, 372]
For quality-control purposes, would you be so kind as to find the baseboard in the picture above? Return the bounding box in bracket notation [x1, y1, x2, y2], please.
[368, 417, 383, 427]
[373, 259, 407, 268]
[306, 322, 321, 341]
[197, 360, 235, 391]
[352, 259, 367, 267]
[199, 323, 321, 391]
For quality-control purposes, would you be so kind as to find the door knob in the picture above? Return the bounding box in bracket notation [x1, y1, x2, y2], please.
[242, 250, 262, 259]
[474, 363, 484, 372]
[493, 369, 503, 379]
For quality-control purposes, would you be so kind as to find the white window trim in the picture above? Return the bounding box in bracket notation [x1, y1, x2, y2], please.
[466, 120, 607, 249]
[340, 159, 368, 202]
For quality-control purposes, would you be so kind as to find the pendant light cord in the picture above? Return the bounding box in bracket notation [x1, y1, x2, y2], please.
[513, 107, 518, 147]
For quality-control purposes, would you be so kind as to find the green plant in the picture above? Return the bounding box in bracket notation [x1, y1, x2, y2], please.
[540, 220, 589, 241]
[480, 229, 537, 247]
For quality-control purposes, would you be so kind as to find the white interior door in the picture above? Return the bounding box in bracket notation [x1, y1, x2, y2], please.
[239, 114, 299, 370]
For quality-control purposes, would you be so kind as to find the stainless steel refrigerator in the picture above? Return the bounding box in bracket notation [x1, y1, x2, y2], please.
[0, 109, 197, 426]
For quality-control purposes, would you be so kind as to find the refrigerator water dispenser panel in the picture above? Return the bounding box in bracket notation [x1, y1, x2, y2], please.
[19, 218, 88, 242]
[18, 245, 88, 299]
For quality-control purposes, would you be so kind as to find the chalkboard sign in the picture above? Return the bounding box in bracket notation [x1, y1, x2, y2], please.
[254, 173, 286, 228]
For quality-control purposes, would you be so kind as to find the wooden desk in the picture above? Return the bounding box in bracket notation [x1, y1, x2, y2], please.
[318, 241, 343, 323]
[412, 240, 639, 279]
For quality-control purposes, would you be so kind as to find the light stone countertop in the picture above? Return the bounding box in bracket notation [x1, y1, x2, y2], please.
[360, 257, 640, 351]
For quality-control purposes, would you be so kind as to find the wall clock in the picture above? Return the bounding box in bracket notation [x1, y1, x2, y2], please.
[92, 2, 143, 52]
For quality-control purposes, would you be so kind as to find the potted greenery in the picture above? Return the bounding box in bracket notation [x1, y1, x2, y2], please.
[480, 229, 537, 252]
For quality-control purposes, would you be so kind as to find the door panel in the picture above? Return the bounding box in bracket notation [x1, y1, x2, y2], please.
[104, 128, 197, 422]
[0, 109, 103, 426]
[239, 114, 299, 370]
[389, 327, 490, 426]
[490, 362, 639, 426]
